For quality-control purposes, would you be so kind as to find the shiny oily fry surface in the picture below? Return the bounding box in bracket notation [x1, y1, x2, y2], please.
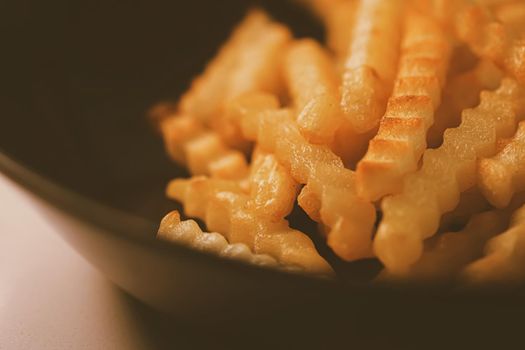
[340, 0, 403, 133]
[457, 3, 525, 84]
[356, 11, 452, 201]
[478, 120, 525, 208]
[463, 204, 525, 286]
[375, 79, 525, 274]
[154, 2, 525, 284]
[285, 39, 342, 144]
[427, 59, 503, 148]
[166, 150, 333, 275]
[158, 210, 295, 271]
[228, 94, 376, 260]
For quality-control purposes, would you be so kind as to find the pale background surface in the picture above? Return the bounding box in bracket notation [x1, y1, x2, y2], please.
[0, 174, 212, 350]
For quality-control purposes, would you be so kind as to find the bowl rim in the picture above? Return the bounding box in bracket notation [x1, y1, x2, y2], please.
[0, 147, 337, 287]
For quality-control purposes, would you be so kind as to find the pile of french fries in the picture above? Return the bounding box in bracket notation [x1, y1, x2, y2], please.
[153, 0, 525, 285]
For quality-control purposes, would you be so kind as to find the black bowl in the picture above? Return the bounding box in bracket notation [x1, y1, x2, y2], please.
[2, 0, 525, 347]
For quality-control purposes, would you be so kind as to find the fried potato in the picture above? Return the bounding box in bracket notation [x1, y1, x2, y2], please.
[457, 3, 525, 85]
[478, 121, 525, 208]
[379, 210, 509, 283]
[227, 92, 377, 260]
[492, 0, 525, 36]
[330, 120, 375, 169]
[179, 10, 288, 123]
[166, 150, 332, 275]
[178, 10, 269, 123]
[356, 11, 452, 201]
[462, 204, 525, 285]
[158, 210, 285, 270]
[285, 39, 342, 144]
[340, 0, 403, 133]
[321, 0, 359, 62]
[439, 188, 492, 233]
[427, 59, 503, 148]
[375, 79, 525, 274]
[160, 115, 249, 179]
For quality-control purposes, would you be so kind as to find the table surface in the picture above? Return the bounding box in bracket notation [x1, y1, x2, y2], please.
[0, 174, 214, 350]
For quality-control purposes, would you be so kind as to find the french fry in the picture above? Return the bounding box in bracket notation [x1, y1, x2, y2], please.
[462, 204, 525, 285]
[160, 115, 249, 180]
[285, 39, 342, 144]
[330, 121, 375, 169]
[340, 0, 403, 133]
[322, 0, 359, 62]
[176, 10, 291, 149]
[494, 1, 525, 36]
[478, 120, 525, 208]
[439, 188, 492, 233]
[166, 150, 333, 275]
[427, 59, 503, 148]
[356, 11, 452, 201]
[457, 3, 525, 85]
[228, 94, 377, 260]
[158, 210, 288, 270]
[178, 10, 269, 123]
[375, 79, 525, 274]
[379, 210, 509, 283]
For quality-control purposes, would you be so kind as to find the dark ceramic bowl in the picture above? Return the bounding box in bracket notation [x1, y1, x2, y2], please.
[2, 0, 525, 347]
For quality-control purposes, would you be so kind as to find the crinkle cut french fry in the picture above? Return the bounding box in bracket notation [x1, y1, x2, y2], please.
[478, 120, 525, 208]
[158, 211, 284, 270]
[457, 3, 525, 84]
[323, 0, 359, 62]
[177, 10, 290, 149]
[166, 151, 332, 275]
[439, 188, 492, 233]
[494, 1, 525, 36]
[178, 10, 270, 122]
[225, 22, 291, 101]
[427, 59, 503, 148]
[340, 0, 403, 133]
[463, 204, 525, 286]
[160, 115, 249, 180]
[356, 11, 452, 201]
[285, 39, 342, 144]
[330, 121, 375, 169]
[375, 79, 525, 274]
[379, 210, 509, 283]
[226, 92, 377, 260]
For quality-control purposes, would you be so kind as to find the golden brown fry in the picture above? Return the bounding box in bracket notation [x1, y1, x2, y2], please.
[166, 150, 332, 275]
[379, 210, 509, 283]
[330, 121, 375, 169]
[284, 39, 342, 144]
[158, 210, 289, 270]
[323, 0, 359, 61]
[439, 188, 492, 233]
[179, 10, 288, 123]
[427, 59, 503, 148]
[463, 204, 525, 285]
[494, 1, 525, 36]
[375, 79, 525, 274]
[175, 10, 291, 150]
[228, 93, 377, 260]
[478, 120, 525, 208]
[340, 0, 403, 133]
[356, 12, 452, 201]
[457, 3, 525, 85]
[178, 10, 269, 122]
[160, 115, 249, 179]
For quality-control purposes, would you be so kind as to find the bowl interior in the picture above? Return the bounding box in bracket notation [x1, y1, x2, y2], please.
[1, 0, 323, 224]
